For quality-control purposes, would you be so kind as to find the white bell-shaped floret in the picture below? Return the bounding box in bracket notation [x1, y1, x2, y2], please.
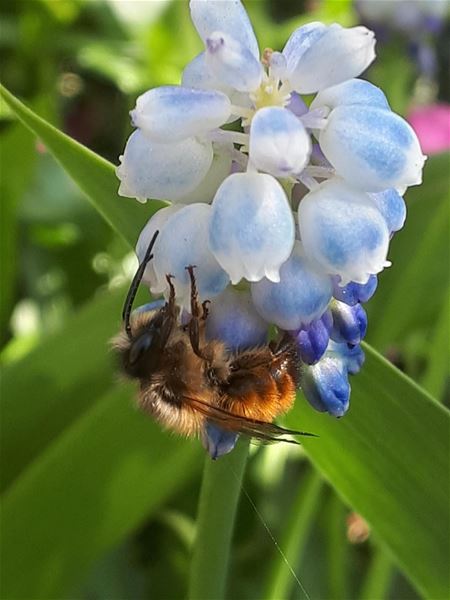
[153, 203, 229, 307]
[298, 178, 391, 285]
[205, 31, 263, 92]
[283, 22, 327, 69]
[176, 143, 232, 204]
[135, 205, 185, 290]
[182, 51, 252, 121]
[310, 78, 389, 112]
[251, 241, 333, 330]
[117, 130, 213, 202]
[369, 188, 407, 233]
[182, 51, 231, 93]
[319, 105, 426, 192]
[249, 107, 311, 178]
[209, 172, 295, 284]
[131, 86, 231, 143]
[190, 0, 260, 59]
[283, 23, 376, 94]
[206, 287, 268, 350]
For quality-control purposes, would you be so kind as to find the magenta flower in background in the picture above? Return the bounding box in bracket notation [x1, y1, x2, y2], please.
[408, 104, 450, 155]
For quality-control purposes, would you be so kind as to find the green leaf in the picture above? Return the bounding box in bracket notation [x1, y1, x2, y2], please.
[0, 84, 164, 248]
[0, 385, 202, 599]
[0, 120, 37, 339]
[263, 468, 323, 600]
[325, 494, 348, 600]
[284, 346, 450, 599]
[421, 291, 450, 400]
[0, 288, 124, 492]
[359, 549, 394, 600]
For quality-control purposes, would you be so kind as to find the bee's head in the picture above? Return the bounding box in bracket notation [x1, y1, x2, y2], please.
[120, 311, 166, 379]
[115, 229, 166, 380]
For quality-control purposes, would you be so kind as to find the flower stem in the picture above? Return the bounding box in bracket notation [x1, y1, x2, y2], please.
[188, 438, 250, 600]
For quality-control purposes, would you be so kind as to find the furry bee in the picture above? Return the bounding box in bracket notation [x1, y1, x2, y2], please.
[113, 231, 313, 454]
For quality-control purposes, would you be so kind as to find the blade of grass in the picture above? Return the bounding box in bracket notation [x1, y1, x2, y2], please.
[359, 549, 394, 600]
[263, 468, 323, 600]
[421, 292, 450, 400]
[326, 494, 348, 600]
[0, 120, 36, 339]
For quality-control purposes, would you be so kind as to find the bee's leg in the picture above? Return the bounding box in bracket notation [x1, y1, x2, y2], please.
[165, 274, 176, 310]
[160, 274, 178, 347]
[185, 265, 208, 359]
[272, 331, 295, 356]
[201, 300, 210, 320]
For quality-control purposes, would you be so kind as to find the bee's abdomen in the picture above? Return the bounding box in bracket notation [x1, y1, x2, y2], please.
[221, 347, 298, 422]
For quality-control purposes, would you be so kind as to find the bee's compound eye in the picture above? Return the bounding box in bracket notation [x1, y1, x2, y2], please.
[129, 333, 153, 365]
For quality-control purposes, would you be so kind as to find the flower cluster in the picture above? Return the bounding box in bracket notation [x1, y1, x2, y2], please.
[117, 1, 425, 442]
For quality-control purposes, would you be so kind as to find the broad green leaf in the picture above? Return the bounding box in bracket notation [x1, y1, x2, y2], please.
[284, 346, 450, 599]
[0, 385, 202, 599]
[0, 288, 125, 492]
[367, 153, 450, 351]
[0, 84, 164, 248]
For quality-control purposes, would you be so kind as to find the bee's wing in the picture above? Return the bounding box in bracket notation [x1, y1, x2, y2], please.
[181, 395, 317, 444]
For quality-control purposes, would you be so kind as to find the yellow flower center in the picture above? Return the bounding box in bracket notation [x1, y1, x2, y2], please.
[251, 77, 291, 111]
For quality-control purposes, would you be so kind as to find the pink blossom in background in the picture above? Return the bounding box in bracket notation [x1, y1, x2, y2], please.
[407, 104, 450, 155]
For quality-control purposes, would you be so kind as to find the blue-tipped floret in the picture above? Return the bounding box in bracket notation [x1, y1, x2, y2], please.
[291, 310, 333, 365]
[201, 421, 239, 460]
[330, 300, 368, 345]
[332, 275, 378, 306]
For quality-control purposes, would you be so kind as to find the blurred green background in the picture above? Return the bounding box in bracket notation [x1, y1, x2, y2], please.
[1, 1, 449, 599]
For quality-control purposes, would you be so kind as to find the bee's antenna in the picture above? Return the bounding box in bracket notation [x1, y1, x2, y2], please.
[122, 230, 159, 339]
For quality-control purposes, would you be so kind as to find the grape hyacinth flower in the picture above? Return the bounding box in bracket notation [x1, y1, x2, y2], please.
[117, 0, 425, 456]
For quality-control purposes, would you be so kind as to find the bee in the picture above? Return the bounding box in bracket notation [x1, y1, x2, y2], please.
[113, 230, 313, 454]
